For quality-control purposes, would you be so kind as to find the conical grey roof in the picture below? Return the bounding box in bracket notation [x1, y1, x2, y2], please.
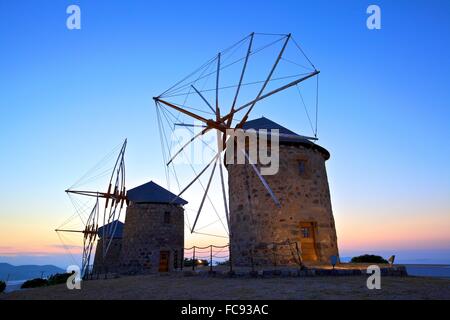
[126, 181, 188, 205]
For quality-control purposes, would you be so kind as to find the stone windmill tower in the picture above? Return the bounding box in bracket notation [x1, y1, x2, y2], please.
[120, 181, 187, 273]
[227, 117, 339, 266]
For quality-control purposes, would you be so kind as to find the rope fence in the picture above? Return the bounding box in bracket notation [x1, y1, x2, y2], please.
[82, 239, 303, 279]
[179, 240, 303, 273]
[183, 244, 230, 272]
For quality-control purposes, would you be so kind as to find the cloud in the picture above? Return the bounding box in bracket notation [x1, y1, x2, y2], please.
[0, 244, 83, 256]
[48, 244, 83, 250]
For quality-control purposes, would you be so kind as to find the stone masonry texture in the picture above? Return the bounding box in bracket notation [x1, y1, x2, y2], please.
[119, 202, 184, 273]
[227, 143, 339, 266]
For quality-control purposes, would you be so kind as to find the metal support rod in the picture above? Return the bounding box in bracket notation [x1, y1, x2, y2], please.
[192, 247, 196, 271]
[215, 52, 221, 120]
[222, 70, 320, 123]
[215, 126, 230, 230]
[242, 149, 281, 208]
[167, 128, 210, 166]
[191, 158, 218, 233]
[273, 246, 277, 268]
[175, 153, 219, 201]
[223, 32, 255, 149]
[55, 229, 90, 234]
[229, 248, 233, 273]
[174, 123, 207, 128]
[210, 245, 213, 272]
[65, 190, 127, 200]
[227, 32, 254, 126]
[295, 242, 303, 268]
[155, 98, 211, 125]
[237, 34, 291, 127]
[218, 159, 230, 230]
[181, 253, 184, 271]
[192, 85, 215, 113]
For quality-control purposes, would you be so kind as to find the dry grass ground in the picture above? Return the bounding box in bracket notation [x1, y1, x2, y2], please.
[2, 274, 450, 300]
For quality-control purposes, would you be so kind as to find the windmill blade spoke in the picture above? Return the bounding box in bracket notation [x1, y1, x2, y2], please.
[215, 52, 221, 119]
[108, 139, 127, 186]
[85, 197, 99, 228]
[82, 234, 96, 277]
[214, 130, 229, 229]
[175, 152, 220, 200]
[223, 33, 255, 149]
[236, 34, 291, 127]
[167, 127, 211, 166]
[241, 148, 281, 208]
[161, 73, 310, 99]
[230, 32, 254, 116]
[102, 141, 127, 258]
[191, 85, 215, 113]
[174, 123, 207, 128]
[222, 70, 320, 123]
[104, 204, 123, 257]
[218, 158, 230, 230]
[161, 35, 285, 97]
[191, 158, 218, 233]
[158, 54, 218, 98]
[155, 98, 211, 125]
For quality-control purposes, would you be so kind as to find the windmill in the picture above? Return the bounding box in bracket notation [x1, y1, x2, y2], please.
[154, 33, 320, 240]
[55, 139, 127, 277]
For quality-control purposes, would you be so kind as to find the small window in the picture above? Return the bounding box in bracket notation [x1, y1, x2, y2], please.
[298, 160, 306, 175]
[301, 227, 310, 238]
[164, 211, 171, 224]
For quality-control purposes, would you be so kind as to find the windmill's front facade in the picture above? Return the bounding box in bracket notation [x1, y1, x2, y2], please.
[119, 181, 187, 273]
[227, 117, 339, 266]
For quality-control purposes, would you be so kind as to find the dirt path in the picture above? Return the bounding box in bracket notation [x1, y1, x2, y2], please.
[2, 274, 450, 300]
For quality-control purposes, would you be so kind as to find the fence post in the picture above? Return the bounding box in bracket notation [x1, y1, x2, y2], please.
[295, 242, 303, 269]
[229, 246, 233, 273]
[181, 250, 184, 271]
[273, 245, 277, 269]
[192, 247, 196, 271]
[210, 245, 213, 272]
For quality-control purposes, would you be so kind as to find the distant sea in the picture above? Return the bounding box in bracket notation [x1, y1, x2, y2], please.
[404, 264, 450, 278]
[5, 280, 26, 293]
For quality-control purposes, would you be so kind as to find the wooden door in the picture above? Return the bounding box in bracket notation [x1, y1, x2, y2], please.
[299, 222, 318, 262]
[159, 251, 170, 272]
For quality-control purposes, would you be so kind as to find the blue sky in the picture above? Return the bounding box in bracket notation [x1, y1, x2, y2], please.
[0, 0, 449, 267]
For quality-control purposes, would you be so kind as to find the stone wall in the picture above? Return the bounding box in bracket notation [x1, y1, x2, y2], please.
[119, 202, 184, 273]
[227, 143, 339, 266]
[92, 238, 122, 273]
